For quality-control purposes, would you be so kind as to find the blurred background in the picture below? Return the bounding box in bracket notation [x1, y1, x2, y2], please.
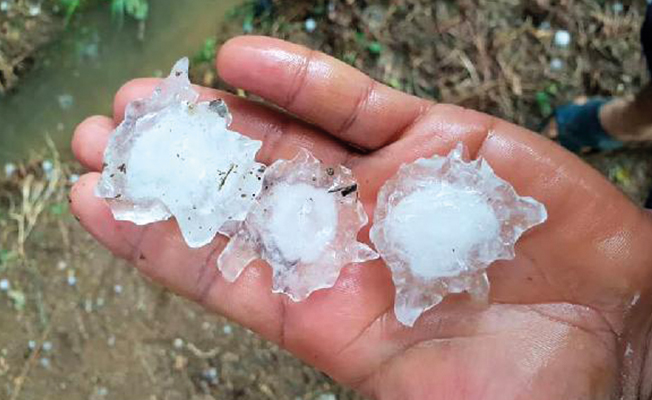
[0, 0, 650, 399]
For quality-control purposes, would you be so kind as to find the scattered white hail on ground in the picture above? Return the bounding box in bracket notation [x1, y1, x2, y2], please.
[218, 149, 378, 301]
[96, 58, 265, 248]
[370, 143, 547, 327]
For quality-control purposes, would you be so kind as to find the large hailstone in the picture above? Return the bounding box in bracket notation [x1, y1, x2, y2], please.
[217, 149, 378, 301]
[370, 143, 547, 327]
[96, 58, 265, 248]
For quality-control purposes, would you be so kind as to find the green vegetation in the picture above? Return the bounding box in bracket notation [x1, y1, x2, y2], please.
[535, 83, 560, 118]
[0, 249, 18, 267]
[57, 0, 83, 22]
[194, 37, 218, 64]
[226, 0, 274, 33]
[55, 0, 149, 24]
[109, 0, 149, 23]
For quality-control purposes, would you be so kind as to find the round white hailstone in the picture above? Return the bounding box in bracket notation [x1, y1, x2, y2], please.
[96, 58, 265, 248]
[57, 94, 74, 110]
[41, 160, 53, 173]
[550, 58, 564, 71]
[0, 279, 9, 291]
[28, 3, 41, 16]
[554, 30, 571, 47]
[304, 18, 317, 32]
[218, 149, 378, 301]
[4, 163, 16, 177]
[113, 284, 123, 294]
[204, 367, 219, 382]
[173, 338, 184, 349]
[370, 143, 547, 327]
[68, 174, 80, 184]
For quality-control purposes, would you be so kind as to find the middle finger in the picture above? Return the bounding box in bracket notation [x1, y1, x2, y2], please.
[72, 79, 353, 172]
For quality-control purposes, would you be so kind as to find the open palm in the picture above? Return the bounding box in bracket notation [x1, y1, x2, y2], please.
[71, 36, 652, 400]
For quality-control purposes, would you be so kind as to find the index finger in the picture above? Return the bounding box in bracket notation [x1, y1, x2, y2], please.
[217, 36, 431, 151]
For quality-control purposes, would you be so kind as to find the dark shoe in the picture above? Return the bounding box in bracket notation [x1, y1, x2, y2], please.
[551, 99, 624, 153]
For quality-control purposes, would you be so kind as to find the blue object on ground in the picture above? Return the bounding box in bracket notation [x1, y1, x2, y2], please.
[553, 99, 624, 153]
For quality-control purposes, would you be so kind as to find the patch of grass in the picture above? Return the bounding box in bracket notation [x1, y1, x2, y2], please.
[535, 91, 553, 117]
[110, 0, 149, 24]
[0, 138, 69, 257]
[53, 0, 149, 24]
[0, 249, 18, 267]
[226, 0, 274, 33]
[194, 37, 217, 64]
[57, 0, 83, 23]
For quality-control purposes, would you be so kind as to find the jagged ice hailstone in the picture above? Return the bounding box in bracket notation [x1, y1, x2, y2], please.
[217, 149, 378, 301]
[96, 58, 265, 248]
[370, 143, 547, 327]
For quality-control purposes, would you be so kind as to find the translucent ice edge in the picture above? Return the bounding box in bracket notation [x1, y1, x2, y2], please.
[217, 149, 379, 301]
[370, 143, 547, 327]
[96, 58, 265, 248]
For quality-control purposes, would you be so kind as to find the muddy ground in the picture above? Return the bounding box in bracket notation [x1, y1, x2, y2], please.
[1, 1, 652, 399]
[0, 0, 61, 94]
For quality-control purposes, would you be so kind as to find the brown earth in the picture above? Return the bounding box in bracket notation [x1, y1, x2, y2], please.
[198, 0, 652, 205]
[1, 1, 652, 400]
[0, 0, 62, 94]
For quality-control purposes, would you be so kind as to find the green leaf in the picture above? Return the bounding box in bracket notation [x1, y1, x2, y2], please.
[109, 0, 149, 23]
[60, 0, 81, 23]
[203, 38, 218, 62]
[7, 290, 26, 311]
[125, 0, 149, 20]
[388, 77, 402, 89]
[0, 249, 17, 265]
[110, 0, 126, 25]
[342, 52, 357, 65]
[243, 13, 254, 33]
[368, 41, 383, 55]
[535, 91, 552, 117]
[609, 165, 632, 186]
[50, 202, 69, 217]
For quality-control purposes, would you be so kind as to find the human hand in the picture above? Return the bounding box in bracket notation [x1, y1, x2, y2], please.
[71, 36, 652, 400]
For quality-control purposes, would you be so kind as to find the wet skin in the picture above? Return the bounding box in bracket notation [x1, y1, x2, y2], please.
[71, 36, 652, 400]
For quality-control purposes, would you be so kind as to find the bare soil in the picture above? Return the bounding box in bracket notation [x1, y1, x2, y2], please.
[0, 1, 61, 94]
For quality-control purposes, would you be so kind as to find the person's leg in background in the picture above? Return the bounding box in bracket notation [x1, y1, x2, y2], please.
[543, 2, 652, 207]
[599, 2, 652, 142]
